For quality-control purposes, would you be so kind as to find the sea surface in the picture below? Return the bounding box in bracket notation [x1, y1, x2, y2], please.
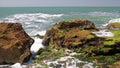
[0, 7, 120, 36]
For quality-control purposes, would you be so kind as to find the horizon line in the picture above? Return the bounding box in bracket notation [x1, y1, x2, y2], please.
[0, 6, 120, 7]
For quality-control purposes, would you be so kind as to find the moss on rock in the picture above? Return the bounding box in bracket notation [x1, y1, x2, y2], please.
[42, 19, 98, 48]
[41, 19, 120, 66]
[35, 44, 67, 62]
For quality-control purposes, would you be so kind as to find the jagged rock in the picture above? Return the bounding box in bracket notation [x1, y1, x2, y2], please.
[0, 23, 34, 64]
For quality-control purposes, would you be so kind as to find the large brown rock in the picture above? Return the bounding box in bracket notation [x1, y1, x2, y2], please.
[0, 23, 34, 64]
[42, 19, 98, 48]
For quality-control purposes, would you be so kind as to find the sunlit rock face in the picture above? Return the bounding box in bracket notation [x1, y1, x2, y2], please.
[0, 23, 34, 64]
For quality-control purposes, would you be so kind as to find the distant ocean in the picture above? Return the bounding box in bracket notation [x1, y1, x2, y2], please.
[0, 7, 120, 36]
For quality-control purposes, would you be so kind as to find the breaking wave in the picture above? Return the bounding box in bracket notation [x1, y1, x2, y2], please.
[108, 18, 120, 23]
[103, 18, 120, 27]
[2, 13, 63, 23]
[0, 13, 63, 36]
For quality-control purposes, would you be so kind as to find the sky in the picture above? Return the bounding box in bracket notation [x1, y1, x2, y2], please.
[0, 0, 120, 7]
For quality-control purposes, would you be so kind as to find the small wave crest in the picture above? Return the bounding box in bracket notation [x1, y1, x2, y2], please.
[88, 11, 119, 17]
[80, 11, 120, 17]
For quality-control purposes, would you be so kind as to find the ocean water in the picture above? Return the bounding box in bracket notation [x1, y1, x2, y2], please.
[0, 7, 120, 36]
[0, 7, 120, 55]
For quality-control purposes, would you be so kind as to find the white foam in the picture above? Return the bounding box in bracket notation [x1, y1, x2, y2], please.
[11, 63, 22, 68]
[0, 13, 63, 36]
[108, 18, 120, 23]
[30, 37, 44, 54]
[83, 63, 94, 68]
[45, 52, 89, 68]
[69, 52, 77, 56]
[30, 30, 46, 54]
[92, 29, 114, 37]
[2, 13, 63, 23]
[35, 30, 46, 36]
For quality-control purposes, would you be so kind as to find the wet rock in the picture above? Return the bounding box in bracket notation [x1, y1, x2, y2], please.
[49, 63, 55, 67]
[58, 61, 66, 64]
[76, 63, 85, 68]
[56, 64, 62, 68]
[0, 23, 34, 64]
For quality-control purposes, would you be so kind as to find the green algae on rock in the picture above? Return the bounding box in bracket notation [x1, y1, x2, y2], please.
[42, 19, 98, 48]
[41, 19, 120, 67]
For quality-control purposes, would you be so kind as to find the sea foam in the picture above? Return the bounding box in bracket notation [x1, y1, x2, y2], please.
[0, 13, 63, 36]
[30, 38, 44, 54]
[3, 13, 63, 23]
[30, 30, 46, 54]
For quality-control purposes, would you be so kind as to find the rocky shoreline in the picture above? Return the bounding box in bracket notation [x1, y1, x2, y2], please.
[0, 19, 120, 68]
[39, 19, 120, 68]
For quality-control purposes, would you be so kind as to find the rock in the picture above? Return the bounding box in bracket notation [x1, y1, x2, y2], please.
[42, 19, 98, 48]
[42, 19, 120, 64]
[111, 61, 120, 68]
[106, 22, 120, 29]
[56, 64, 62, 68]
[0, 23, 34, 64]
[54, 19, 97, 30]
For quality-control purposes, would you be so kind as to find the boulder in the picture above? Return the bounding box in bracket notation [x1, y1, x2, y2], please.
[0, 23, 34, 64]
[42, 19, 98, 48]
